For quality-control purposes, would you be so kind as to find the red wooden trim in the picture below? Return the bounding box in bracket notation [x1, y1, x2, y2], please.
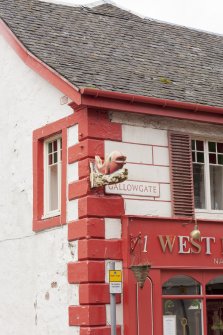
[79, 283, 121, 304]
[33, 216, 62, 232]
[122, 214, 223, 226]
[68, 261, 105, 283]
[68, 218, 105, 241]
[68, 139, 104, 163]
[33, 125, 67, 231]
[80, 87, 223, 114]
[169, 132, 194, 217]
[122, 216, 137, 335]
[137, 278, 153, 335]
[33, 115, 79, 232]
[78, 196, 125, 218]
[33, 137, 44, 222]
[78, 239, 122, 260]
[33, 112, 80, 140]
[80, 95, 223, 125]
[149, 270, 163, 335]
[69, 305, 106, 326]
[81, 87, 223, 118]
[122, 267, 138, 335]
[0, 19, 81, 104]
[80, 326, 121, 335]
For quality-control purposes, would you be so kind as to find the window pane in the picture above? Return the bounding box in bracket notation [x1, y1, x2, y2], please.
[162, 275, 201, 295]
[209, 153, 217, 164]
[49, 165, 58, 211]
[163, 299, 202, 335]
[54, 152, 58, 163]
[217, 142, 223, 154]
[53, 140, 57, 151]
[209, 142, 216, 153]
[207, 300, 223, 335]
[48, 154, 53, 165]
[193, 164, 206, 209]
[192, 140, 195, 151]
[218, 154, 223, 165]
[210, 165, 223, 210]
[60, 138, 62, 160]
[48, 142, 52, 153]
[197, 152, 204, 163]
[206, 276, 223, 295]
[196, 140, 204, 151]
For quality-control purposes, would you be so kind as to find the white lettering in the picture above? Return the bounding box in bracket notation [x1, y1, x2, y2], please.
[143, 235, 148, 253]
[178, 236, 191, 254]
[214, 258, 223, 265]
[158, 235, 176, 253]
[201, 237, 216, 255]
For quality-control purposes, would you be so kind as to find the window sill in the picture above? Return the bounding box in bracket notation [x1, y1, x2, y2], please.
[42, 210, 61, 220]
[33, 215, 65, 232]
[195, 210, 223, 221]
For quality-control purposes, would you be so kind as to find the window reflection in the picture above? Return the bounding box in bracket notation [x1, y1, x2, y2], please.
[163, 276, 202, 335]
[163, 275, 201, 295]
[206, 276, 223, 295]
[207, 300, 223, 335]
[163, 299, 202, 335]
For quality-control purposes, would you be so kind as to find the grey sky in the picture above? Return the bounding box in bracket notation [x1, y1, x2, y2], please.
[41, 0, 223, 34]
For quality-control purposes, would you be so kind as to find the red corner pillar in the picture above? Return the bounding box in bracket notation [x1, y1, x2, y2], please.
[66, 108, 124, 334]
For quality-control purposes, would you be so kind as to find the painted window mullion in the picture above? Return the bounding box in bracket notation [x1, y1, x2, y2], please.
[44, 141, 49, 215]
[204, 140, 211, 211]
[58, 138, 62, 210]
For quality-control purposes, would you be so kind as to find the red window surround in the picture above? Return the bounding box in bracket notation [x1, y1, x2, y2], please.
[33, 118, 67, 232]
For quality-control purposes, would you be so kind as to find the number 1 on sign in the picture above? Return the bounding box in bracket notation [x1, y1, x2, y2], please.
[143, 235, 148, 253]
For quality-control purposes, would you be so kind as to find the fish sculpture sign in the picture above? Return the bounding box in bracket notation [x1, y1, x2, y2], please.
[90, 151, 128, 188]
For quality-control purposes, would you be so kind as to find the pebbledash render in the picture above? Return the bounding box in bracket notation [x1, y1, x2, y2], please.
[1, 1, 223, 335]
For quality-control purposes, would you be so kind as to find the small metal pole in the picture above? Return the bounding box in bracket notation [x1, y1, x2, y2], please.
[109, 261, 117, 335]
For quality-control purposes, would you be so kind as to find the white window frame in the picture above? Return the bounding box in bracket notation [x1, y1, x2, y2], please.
[42, 135, 62, 219]
[192, 139, 223, 216]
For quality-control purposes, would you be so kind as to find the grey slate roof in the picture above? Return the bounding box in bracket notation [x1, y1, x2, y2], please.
[1, 0, 223, 107]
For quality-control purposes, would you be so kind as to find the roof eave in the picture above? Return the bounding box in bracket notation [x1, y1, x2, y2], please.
[79, 87, 223, 125]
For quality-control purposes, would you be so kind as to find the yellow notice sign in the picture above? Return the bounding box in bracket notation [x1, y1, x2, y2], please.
[109, 270, 122, 282]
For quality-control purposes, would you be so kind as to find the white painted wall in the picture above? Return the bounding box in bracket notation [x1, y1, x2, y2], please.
[110, 111, 223, 220]
[105, 130, 172, 217]
[0, 35, 76, 334]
